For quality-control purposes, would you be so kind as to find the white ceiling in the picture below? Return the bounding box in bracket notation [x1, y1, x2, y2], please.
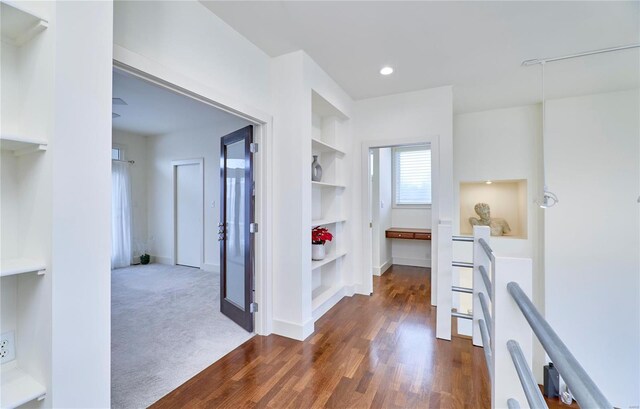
[112, 70, 250, 135]
[201, 1, 639, 113]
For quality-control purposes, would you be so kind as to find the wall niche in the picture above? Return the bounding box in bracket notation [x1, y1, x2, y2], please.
[459, 179, 527, 239]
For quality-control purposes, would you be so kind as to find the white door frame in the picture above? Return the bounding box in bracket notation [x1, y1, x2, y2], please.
[113, 45, 273, 336]
[361, 136, 440, 297]
[172, 158, 204, 268]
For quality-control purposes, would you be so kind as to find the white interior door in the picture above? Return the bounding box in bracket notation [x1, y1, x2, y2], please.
[175, 162, 202, 267]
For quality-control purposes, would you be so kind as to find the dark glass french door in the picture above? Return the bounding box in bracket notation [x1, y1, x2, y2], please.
[219, 125, 254, 332]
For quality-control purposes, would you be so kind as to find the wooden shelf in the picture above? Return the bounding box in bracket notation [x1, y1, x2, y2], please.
[311, 181, 346, 189]
[311, 217, 346, 227]
[1, 258, 46, 277]
[1, 1, 48, 46]
[312, 251, 347, 270]
[311, 138, 345, 155]
[0, 135, 47, 156]
[0, 365, 46, 409]
[312, 284, 343, 310]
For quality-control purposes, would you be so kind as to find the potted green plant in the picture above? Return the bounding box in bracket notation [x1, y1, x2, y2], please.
[136, 239, 153, 265]
[140, 253, 150, 265]
[312, 226, 333, 260]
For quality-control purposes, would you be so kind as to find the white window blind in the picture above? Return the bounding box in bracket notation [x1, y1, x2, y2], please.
[393, 146, 431, 205]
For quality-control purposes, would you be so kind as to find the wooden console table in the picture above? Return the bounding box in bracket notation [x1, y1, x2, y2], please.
[385, 227, 431, 240]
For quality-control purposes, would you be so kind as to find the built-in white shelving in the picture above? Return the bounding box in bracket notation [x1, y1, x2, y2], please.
[312, 284, 343, 310]
[311, 217, 346, 227]
[311, 251, 347, 270]
[0, 1, 48, 46]
[0, 365, 46, 409]
[311, 181, 346, 189]
[1, 1, 52, 406]
[312, 138, 345, 155]
[0, 135, 48, 156]
[309, 89, 349, 327]
[0, 258, 46, 277]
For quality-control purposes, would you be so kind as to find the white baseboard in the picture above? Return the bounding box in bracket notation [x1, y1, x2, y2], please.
[272, 317, 314, 341]
[343, 285, 355, 297]
[149, 257, 220, 273]
[152, 255, 172, 265]
[373, 259, 392, 276]
[312, 286, 346, 322]
[392, 257, 431, 268]
[354, 283, 371, 296]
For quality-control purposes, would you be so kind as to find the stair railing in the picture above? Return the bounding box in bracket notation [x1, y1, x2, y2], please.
[470, 226, 612, 409]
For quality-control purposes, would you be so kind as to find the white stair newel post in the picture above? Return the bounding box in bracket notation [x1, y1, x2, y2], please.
[472, 226, 491, 347]
[435, 221, 452, 340]
[492, 255, 533, 409]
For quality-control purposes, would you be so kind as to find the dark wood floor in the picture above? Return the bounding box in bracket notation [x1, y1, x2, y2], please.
[152, 265, 570, 408]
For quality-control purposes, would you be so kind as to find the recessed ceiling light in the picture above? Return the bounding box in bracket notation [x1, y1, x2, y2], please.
[485, 180, 492, 185]
[380, 66, 394, 76]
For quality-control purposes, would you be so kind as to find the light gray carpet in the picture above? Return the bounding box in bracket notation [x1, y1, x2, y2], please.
[111, 264, 254, 408]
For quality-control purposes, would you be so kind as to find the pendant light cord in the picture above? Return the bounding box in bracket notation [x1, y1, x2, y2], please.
[540, 61, 558, 208]
[542, 62, 546, 193]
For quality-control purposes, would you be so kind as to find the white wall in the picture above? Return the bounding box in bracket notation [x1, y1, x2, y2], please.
[145, 118, 249, 270]
[270, 51, 355, 339]
[371, 146, 432, 269]
[545, 89, 639, 408]
[371, 150, 381, 271]
[352, 86, 454, 299]
[51, 1, 113, 407]
[270, 51, 307, 338]
[391, 207, 431, 267]
[113, 0, 271, 114]
[112, 130, 148, 260]
[379, 149, 392, 269]
[453, 104, 543, 373]
[371, 148, 392, 275]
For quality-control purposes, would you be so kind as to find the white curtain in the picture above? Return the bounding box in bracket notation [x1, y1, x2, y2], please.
[111, 161, 132, 269]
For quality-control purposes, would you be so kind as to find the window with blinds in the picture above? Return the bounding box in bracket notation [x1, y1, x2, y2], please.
[393, 145, 431, 206]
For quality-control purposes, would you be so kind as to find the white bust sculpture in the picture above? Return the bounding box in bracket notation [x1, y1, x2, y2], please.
[468, 202, 511, 236]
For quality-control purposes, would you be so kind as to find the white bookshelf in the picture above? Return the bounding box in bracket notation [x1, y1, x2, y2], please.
[0, 135, 47, 156]
[311, 138, 345, 156]
[311, 251, 347, 270]
[1, 1, 52, 407]
[0, 364, 46, 409]
[0, 1, 48, 46]
[311, 181, 346, 189]
[310, 90, 350, 319]
[311, 284, 343, 310]
[311, 217, 347, 227]
[0, 258, 46, 277]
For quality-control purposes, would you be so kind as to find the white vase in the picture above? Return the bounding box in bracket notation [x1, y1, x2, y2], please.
[312, 244, 325, 260]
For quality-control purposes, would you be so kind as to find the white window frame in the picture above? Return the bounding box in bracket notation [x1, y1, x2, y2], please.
[112, 143, 125, 161]
[392, 145, 432, 209]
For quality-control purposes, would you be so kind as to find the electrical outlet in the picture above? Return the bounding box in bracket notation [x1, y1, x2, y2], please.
[0, 331, 16, 364]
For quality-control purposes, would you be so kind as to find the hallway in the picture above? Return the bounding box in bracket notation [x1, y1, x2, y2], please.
[152, 265, 490, 408]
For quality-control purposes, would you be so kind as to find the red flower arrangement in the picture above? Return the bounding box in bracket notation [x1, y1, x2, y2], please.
[312, 226, 333, 245]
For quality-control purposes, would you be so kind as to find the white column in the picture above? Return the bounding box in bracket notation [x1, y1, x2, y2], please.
[491, 255, 533, 409]
[472, 225, 491, 346]
[435, 221, 452, 340]
[52, 2, 113, 407]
